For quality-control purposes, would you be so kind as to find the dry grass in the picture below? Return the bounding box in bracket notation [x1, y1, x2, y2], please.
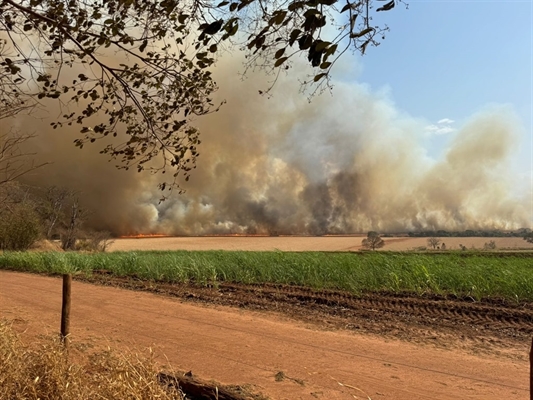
[0, 320, 183, 400]
[30, 239, 64, 252]
[109, 236, 533, 252]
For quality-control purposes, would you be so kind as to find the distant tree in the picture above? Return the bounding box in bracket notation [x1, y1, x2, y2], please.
[483, 240, 496, 250]
[524, 232, 533, 244]
[75, 230, 114, 252]
[60, 195, 87, 250]
[427, 237, 441, 250]
[361, 231, 385, 250]
[38, 186, 70, 239]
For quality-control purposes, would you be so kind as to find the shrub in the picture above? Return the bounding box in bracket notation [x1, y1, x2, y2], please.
[484, 240, 497, 250]
[361, 231, 385, 250]
[427, 237, 441, 250]
[0, 203, 41, 250]
[75, 231, 114, 252]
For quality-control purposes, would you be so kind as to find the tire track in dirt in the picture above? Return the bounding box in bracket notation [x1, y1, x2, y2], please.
[80, 274, 533, 357]
[211, 282, 533, 330]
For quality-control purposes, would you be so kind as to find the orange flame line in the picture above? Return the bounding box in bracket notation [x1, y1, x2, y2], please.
[119, 234, 172, 239]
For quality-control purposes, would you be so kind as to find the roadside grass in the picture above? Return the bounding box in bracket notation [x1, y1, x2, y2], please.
[0, 251, 532, 303]
[0, 320, 183, 400]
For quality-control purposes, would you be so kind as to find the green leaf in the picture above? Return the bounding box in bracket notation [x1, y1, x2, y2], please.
[228, 23, 239, 36]
[139, 39, 147, 53]
[237, 0, 253, 11]
[247, 38, 257, 49]
[270, 11, 287, 25]
[303, 8, 321, 17]
[361, 39, 370, 54]
[289, 29, 301, 46]
[274, 48, 286, 59]
[274, 57, 288, 67]
[319, 61, 331, 69]
[350, 27, 373, 38]
[217, 0, 230, 6]
[313, 72, 327, 81]
[178, 14, 189, 24]
[325, 43, 337, 57]
[203, 20, 223, 35]
[377, 0, 395, 12]
[350, 13, 358, 30]
[288, 1, 305, 11]
[315, 41, 330, 51]
[298, 35, 313, 50]
[229, 2, 238, 11]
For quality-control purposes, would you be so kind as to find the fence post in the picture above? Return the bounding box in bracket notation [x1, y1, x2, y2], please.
[60, 273, 72, 348]
[530, 336, 532, 400]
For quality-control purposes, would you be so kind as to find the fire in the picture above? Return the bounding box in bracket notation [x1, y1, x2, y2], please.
[119, 233, 172, 239]
[119, 233, 278, 238]
[202, 234, 270, 237]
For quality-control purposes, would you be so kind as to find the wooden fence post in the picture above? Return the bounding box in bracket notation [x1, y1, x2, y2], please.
[530, 336, 532, 400]
[60, 273, 72, 348]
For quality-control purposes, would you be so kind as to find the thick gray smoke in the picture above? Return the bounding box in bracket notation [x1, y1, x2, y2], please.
[9, 56, 529, 235]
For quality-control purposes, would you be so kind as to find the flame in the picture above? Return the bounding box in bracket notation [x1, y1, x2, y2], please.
[201, 234, 270, 237]
[119, 233, 278, 238]
[119, 233, 369, 238]
[119, 233, 172, 239]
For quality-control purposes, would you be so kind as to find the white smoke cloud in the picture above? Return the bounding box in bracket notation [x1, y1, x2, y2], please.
[10, 56, 530, 235]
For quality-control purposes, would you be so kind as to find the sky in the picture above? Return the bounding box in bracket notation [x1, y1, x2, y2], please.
[355, 0, 532, 175]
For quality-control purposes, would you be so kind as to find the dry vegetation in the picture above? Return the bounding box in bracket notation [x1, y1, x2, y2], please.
[0, 320, 184, 400]
[108, 235, 533, 252]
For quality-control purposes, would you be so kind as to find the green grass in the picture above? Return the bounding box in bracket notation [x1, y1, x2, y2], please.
[1, 251, 532, 302]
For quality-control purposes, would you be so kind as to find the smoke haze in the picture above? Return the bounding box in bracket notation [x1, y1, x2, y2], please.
[9, 56, 529, 235]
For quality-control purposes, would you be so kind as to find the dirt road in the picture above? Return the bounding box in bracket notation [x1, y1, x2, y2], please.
[1, 271, 529, 399]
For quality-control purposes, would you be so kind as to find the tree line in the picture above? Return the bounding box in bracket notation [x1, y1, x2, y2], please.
[0, 182, 112, 251]
[407, 229, 531, 238]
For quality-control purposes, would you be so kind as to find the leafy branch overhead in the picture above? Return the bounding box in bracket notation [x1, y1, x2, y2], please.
[0, 0, 398, 190]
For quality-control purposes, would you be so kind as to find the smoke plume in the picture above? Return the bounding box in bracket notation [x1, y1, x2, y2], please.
[9, 56, 529, 235]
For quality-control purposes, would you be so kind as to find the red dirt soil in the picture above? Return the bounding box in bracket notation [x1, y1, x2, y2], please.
[1, 271, 529, 400]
